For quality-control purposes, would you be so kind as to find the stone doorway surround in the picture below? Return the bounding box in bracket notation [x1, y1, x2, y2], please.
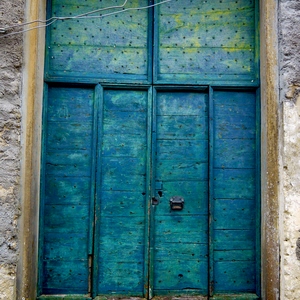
[17, 0, 280, 299]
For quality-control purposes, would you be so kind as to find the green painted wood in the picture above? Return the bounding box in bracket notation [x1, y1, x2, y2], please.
[38, 296, 91, 300]
[40, 0, 260, 298]
[39, 86, 96, 295]
[154, 0, 258, 84]
[42, 260, 89, 294]
[155, 181, 208, 216]
[212, 89, 259, 295]
[152, 90, 209, 295]
[208, 86, 215, 297]
[255, 87, 261, 297]
[214, 261, 256, 292]
[94, 89, 149, 295]
[46, 0, 151, 82]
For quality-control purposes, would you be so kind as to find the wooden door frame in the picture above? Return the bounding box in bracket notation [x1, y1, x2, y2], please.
[17, 0, 280, 299]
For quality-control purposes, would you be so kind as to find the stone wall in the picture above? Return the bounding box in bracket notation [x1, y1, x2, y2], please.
[280, 1, 300, 299]
[0, 1, 24, 299]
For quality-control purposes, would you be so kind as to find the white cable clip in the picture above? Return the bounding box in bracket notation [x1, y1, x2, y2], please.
[0, 28, 6, 34]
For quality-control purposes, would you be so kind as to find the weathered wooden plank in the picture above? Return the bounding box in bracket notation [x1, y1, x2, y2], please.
[214, 261, 256, 292]
[154, 216, 208, 244]
[155, 243, 208, 261]
[99, 239, 144, 260]
[42, 259, 89, 294]
[104, 89, 147, 112]
[100, 191, 145, 216]
[156, 0, 256, 82]
[160, 25, 254, 47]
[46, 150, 91, 166]
[97, 261, 144, 293]
[214, 91, 256, 140]
[45, 151, 91, 177]
[153, 260, 208, 290]
[156, 160, 208, 181]
[214, 199, 256, 230]
[101, 174, 146, 191]
[157, 0, 254, 14]
[214, 102, 255, 118]
[48, 87, 94, 122]
[103, 111, 147, 134]
[48, 0, 150, 78]
[214, 90, 256, 107]
[43, 232, 88, 260]
[46, 122, 93, 150]
[214, 139, 255, 169]
[214, 168, 256, 199]
[159, 47, 255, 76]
[38, 296, 91, 300]
[156, 92, 208, 116]
[102, 156, 146, 175]
[45, 176, 91, 204]
[44, 204, 89, 233]
[214, 250, 255, 262]
[157, 140, 208, 161]
[99, 216, 145, 243]
[101, 134, 147, 157]
[214, 230, 255, 250]
[50, 19, 147, 48]
[156, 116, 208, 140]
[214, 119, 256, 139]
[49, 46, 148, 76]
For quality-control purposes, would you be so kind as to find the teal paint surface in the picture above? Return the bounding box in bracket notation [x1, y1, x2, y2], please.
[39, 0, 260, 299]
[40, 86, 95, 294]
[94, 89, 149, 295]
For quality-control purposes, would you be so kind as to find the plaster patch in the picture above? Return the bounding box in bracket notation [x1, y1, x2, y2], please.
[0, 265, 16, 300]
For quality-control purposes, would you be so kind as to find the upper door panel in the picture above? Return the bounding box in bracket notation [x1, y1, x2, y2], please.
[45, 0, 152, 83]
[45, 0, 259, 85]
[154, 0, 259, 85]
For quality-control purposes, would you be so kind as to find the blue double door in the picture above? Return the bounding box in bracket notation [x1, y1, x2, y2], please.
[39, 84, 260, 299]
[39, 0, 260, 298]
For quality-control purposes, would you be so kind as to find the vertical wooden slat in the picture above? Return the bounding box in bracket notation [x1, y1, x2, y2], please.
[144, 87, 153, 298]
[148, 86, 157, 299]
[37, 83, 49, 296]
[92, 85, 104, 298]
[95, 88, 148, 295]
[88, 84, 100, 256]
[40, 85, 95, 295]
[255, 87, 261, 297]
[152, 88, 209, 296]
[208, 86, 215, 297]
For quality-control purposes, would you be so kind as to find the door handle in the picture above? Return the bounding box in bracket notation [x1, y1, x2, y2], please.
[170, 196, 184, 210]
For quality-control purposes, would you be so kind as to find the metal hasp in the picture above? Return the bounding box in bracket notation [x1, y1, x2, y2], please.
[169, 196, 184, 211]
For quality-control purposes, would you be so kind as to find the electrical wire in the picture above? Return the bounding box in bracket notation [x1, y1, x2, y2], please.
[0, 0, 172, 39]
[1, 0, 128, 30]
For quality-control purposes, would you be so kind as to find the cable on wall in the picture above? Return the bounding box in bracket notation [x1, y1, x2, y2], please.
[0, 0, 172, 39]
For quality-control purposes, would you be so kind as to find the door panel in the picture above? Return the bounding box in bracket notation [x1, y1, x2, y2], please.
[46, 0, 151, 82]
[211, 90, 259, 294]
[40, 0, 260, 298]
[94, 88, 150, 295]
[152, 90, 209, 294]
[39, 86, 260, 299]
[39, 86, 96, 295]
[154, 0, 258, 84]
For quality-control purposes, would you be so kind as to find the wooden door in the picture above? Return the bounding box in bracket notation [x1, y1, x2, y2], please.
[38, 0, 260, 299]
